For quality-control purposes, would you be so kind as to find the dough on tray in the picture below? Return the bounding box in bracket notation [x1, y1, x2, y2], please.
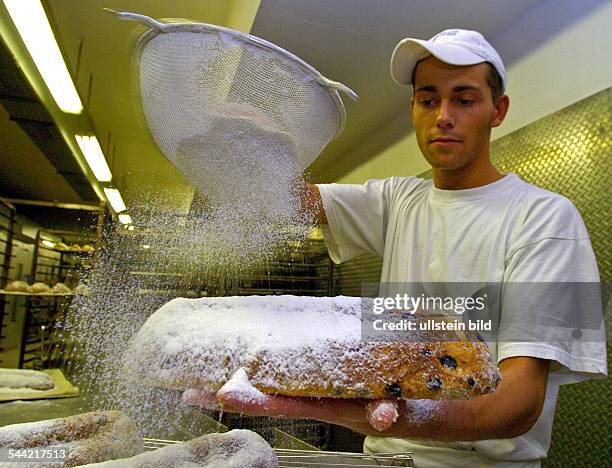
[126, 295, 501, 400]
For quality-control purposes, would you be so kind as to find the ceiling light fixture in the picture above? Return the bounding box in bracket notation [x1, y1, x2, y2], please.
[3, 0, 83, 114]
[103, 188, 127, 213]
[118, 213, 132, 225]
[75, 135, 112, 182]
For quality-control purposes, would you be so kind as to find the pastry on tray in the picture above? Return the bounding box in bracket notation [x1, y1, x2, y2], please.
[51, 282, 72, 294]
[78, 429, 278, 468]
[126, 295, 501, 400]
[0, 411, 143, 467]
[27, 282, 52, 294]
[3, 280, 29, 292]
[0, 368, 54, 391]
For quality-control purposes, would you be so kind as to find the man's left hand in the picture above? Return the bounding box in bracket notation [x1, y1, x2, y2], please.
[182, 388, 399, 434]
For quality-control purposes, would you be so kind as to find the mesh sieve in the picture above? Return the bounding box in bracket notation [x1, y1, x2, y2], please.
[109, 10, 358, 176]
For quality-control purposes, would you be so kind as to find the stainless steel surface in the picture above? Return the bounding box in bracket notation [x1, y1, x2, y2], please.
[143, 438, 414, 467]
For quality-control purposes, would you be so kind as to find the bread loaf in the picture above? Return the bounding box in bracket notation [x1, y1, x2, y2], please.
[0, 368, 54, 391]
[27, 282, 51, 294]
[78, 429, 278, 468]
[0, 411, 143, 467]
[126, 296, 500, 400]
[4, 280, 29, 292]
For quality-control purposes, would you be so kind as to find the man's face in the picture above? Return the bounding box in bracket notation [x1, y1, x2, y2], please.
[410, 57, 507, 171]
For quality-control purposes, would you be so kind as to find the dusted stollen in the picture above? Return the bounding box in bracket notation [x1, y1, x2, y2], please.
[79, 429, 278, 468]
[0, 411, 144, 467]
[126, 296, 500, 400]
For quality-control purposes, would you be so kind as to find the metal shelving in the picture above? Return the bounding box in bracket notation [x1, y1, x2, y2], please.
[0, 198, 17, 363]
[9, 202, 106, 370]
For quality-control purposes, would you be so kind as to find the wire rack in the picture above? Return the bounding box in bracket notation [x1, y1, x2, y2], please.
[143, 438, 414, 467]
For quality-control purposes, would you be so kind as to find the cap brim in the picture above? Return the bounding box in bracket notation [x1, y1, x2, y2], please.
[390, 38, 486, 86]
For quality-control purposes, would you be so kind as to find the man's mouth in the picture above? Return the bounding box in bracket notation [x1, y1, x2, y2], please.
[430, 137, 462, 143]
[430, 137, 462, 146]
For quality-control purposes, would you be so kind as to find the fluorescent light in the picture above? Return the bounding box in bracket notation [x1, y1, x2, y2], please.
[103, 188, 126, 213]
[118, 213, 132, 225]
[75, 135, 112, 182]
[142, 244, 150, 249]
[127, 225, 135, 231]
[4, 0, 83, 114]
[41, 239, 55, 248]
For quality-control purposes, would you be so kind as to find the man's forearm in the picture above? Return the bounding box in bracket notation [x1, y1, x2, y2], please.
[347, 357, 550, 440]
[369, 396, 511, 440]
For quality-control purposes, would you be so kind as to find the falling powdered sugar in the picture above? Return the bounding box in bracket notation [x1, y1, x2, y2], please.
[146, 102, 315, 271]
[62, 104, 319, 437]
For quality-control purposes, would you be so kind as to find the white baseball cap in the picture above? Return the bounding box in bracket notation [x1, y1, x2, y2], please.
[390, 29, 506, 91]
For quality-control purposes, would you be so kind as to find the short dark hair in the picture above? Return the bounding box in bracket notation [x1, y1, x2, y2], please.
[484, 63, 504, 102]
[411, 60, 504, 102]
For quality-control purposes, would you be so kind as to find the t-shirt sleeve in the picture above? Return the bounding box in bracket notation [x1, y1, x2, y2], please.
[497, 197, 607, 384]
[316, 178, 397, 264]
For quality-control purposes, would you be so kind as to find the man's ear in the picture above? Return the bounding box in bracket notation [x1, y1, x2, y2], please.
[491, 95, 510, 128]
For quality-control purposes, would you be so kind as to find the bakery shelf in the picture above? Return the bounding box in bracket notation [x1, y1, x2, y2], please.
[39, 246, 94, 255]
[241, 275, 326, 282]
[0, 290, 74, 297]
[0, 199, 16, 366]
[236, 288, 329, 294]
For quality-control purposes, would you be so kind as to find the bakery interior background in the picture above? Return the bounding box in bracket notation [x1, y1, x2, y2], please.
[0, 0, 609, 466]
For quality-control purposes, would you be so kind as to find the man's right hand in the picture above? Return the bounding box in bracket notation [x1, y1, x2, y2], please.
[294, 179, 327, 224]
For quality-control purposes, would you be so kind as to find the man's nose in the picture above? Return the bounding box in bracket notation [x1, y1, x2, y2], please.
[436, 101, 454, 128]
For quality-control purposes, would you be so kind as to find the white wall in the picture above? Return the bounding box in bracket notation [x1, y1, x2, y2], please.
[330, 0, 612, 183]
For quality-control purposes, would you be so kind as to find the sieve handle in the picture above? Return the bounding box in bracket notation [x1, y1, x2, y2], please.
[315, 78, 359, 101]
[103, 9, 166, 31]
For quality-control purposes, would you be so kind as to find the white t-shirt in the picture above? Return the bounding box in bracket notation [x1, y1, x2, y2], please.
[317, 173, 607, 467]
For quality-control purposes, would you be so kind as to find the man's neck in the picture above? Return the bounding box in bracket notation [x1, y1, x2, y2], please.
[432, 157, 504, 190]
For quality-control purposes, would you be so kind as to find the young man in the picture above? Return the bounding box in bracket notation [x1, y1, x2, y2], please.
[185, 30, 607, 466]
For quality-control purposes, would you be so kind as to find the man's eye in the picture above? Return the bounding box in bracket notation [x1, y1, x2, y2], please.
[457, 98, 474, 106]
[419, 99, 435, 106]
